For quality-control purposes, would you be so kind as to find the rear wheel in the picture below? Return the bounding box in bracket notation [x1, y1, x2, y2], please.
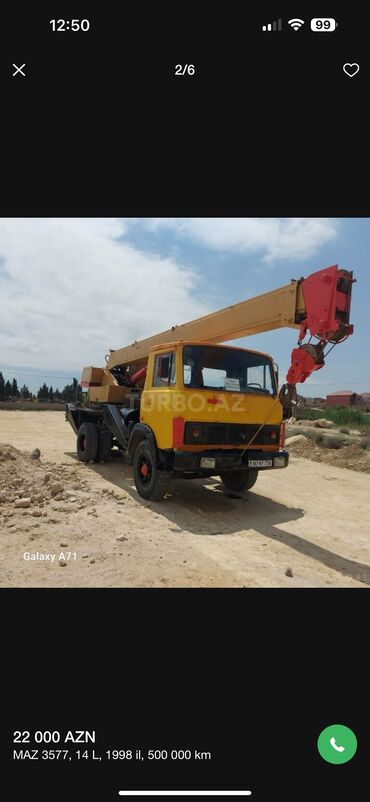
[77, 422, 99, 463]
[219, 468, 258, 493]
[97, 429, 113, 461]
[133, 441, 170, 501]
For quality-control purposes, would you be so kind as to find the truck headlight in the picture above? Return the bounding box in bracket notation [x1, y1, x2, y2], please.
[274, 456, 286, 467]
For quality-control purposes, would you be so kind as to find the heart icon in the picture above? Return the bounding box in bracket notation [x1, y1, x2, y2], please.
[343, 63, 360, 77]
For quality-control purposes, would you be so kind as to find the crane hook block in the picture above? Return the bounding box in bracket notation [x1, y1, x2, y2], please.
[286, 343, 325, 384]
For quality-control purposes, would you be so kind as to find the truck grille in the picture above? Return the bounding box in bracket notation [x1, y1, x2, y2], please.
[184, 422, 280, 446]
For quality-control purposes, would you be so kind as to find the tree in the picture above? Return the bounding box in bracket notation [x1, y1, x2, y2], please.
[20, 384, 30, 399]
[12, 378, 18, 398]
[4, 380, 12, 399]
[61, 378, 82, 402]
[0, 372, 4, 401]
[54, 388, 62, 400]
[48, 385, 54, 402]
[37, 383, 49, 401]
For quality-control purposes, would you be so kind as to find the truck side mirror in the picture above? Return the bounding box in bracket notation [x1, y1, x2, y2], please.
[273, 362, 279, 389]
[158, 355, 170, 380]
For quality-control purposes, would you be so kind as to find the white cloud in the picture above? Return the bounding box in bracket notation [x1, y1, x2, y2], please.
[0, 217, 341, 375]
[142, 218, 339, 261]
[0, 218, 208, 370]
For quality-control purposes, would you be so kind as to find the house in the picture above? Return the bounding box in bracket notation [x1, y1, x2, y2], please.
[326, 390, 358, 407]
[360, 392, 370, 411]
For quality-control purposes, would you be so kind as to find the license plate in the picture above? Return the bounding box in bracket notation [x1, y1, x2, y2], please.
[248, 459, 273, 468]
[200, 457, 216, 468]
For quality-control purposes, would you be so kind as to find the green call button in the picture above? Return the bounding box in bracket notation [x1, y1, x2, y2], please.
[317, 724, 357, 764]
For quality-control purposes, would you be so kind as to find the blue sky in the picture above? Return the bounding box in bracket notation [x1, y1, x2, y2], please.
[0, 218, 368, 397]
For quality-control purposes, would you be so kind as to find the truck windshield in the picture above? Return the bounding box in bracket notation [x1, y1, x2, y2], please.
[182, 345, 276, 395]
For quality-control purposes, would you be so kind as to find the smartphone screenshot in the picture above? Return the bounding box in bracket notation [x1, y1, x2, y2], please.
[1, 7, 369, 801]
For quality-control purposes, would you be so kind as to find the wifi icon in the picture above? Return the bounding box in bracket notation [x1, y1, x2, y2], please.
[288, 18, 305, 30]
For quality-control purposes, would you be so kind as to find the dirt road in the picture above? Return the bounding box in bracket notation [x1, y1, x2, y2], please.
[1, 411, 370, 588]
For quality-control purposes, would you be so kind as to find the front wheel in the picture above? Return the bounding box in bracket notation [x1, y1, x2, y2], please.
[133, 441, 170, 501]
[219, 468, 258, 493]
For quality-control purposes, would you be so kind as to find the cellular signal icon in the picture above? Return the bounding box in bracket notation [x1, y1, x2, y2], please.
[288, 18, 305, 30]
[262, 19, 282, 31]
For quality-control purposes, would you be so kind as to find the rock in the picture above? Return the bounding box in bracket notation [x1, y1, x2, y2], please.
[14, 498, 31, 508]
[43, 473, 51, 484]
[31, 510, 42, 517]
[59, 559, 67, 567]
[13, 479, 23, 487]
[31, 448, 41, 459]
[0, 492, 7, 503]
[285, 435, 308, 446]
[60, 542, 68, 547]
[313, 418, 335, 429]
[82, 553, 89, 559]
[116, 535, 128, 542]
[50, 482, 64, 495]
[89, 558, 96, 564]
[286, 416, 297, 424]
[349, 429, 361, 436]
[285, 568, 294, 577]
[31, 493, 44, 503]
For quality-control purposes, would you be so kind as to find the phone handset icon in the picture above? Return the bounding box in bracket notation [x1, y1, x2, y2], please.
[330, 737, 345, 753]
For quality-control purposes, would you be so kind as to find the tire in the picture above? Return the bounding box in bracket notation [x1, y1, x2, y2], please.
[77, 422, 99, 463]
[219, 468, 258, 493]
[133, 440, 170, 501]
[97, 429, 112, 461]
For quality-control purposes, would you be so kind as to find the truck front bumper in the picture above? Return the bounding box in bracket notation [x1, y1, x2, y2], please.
[172, 449, 289, 473]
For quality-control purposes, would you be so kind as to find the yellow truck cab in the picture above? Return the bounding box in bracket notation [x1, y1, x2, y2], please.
[141, 339, 285, 453]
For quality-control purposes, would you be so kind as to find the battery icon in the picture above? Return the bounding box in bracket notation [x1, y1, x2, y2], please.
[311, 18, 337, 31]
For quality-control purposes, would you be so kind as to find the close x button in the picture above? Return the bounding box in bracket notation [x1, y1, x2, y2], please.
[12, 63, 26, 77]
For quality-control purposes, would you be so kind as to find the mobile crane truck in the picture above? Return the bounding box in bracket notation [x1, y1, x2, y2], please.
[66, 265, 355, 500]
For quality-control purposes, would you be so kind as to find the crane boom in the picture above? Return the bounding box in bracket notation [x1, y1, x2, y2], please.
[107, 281, 305, 369]
[106, 265, 354, 385]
